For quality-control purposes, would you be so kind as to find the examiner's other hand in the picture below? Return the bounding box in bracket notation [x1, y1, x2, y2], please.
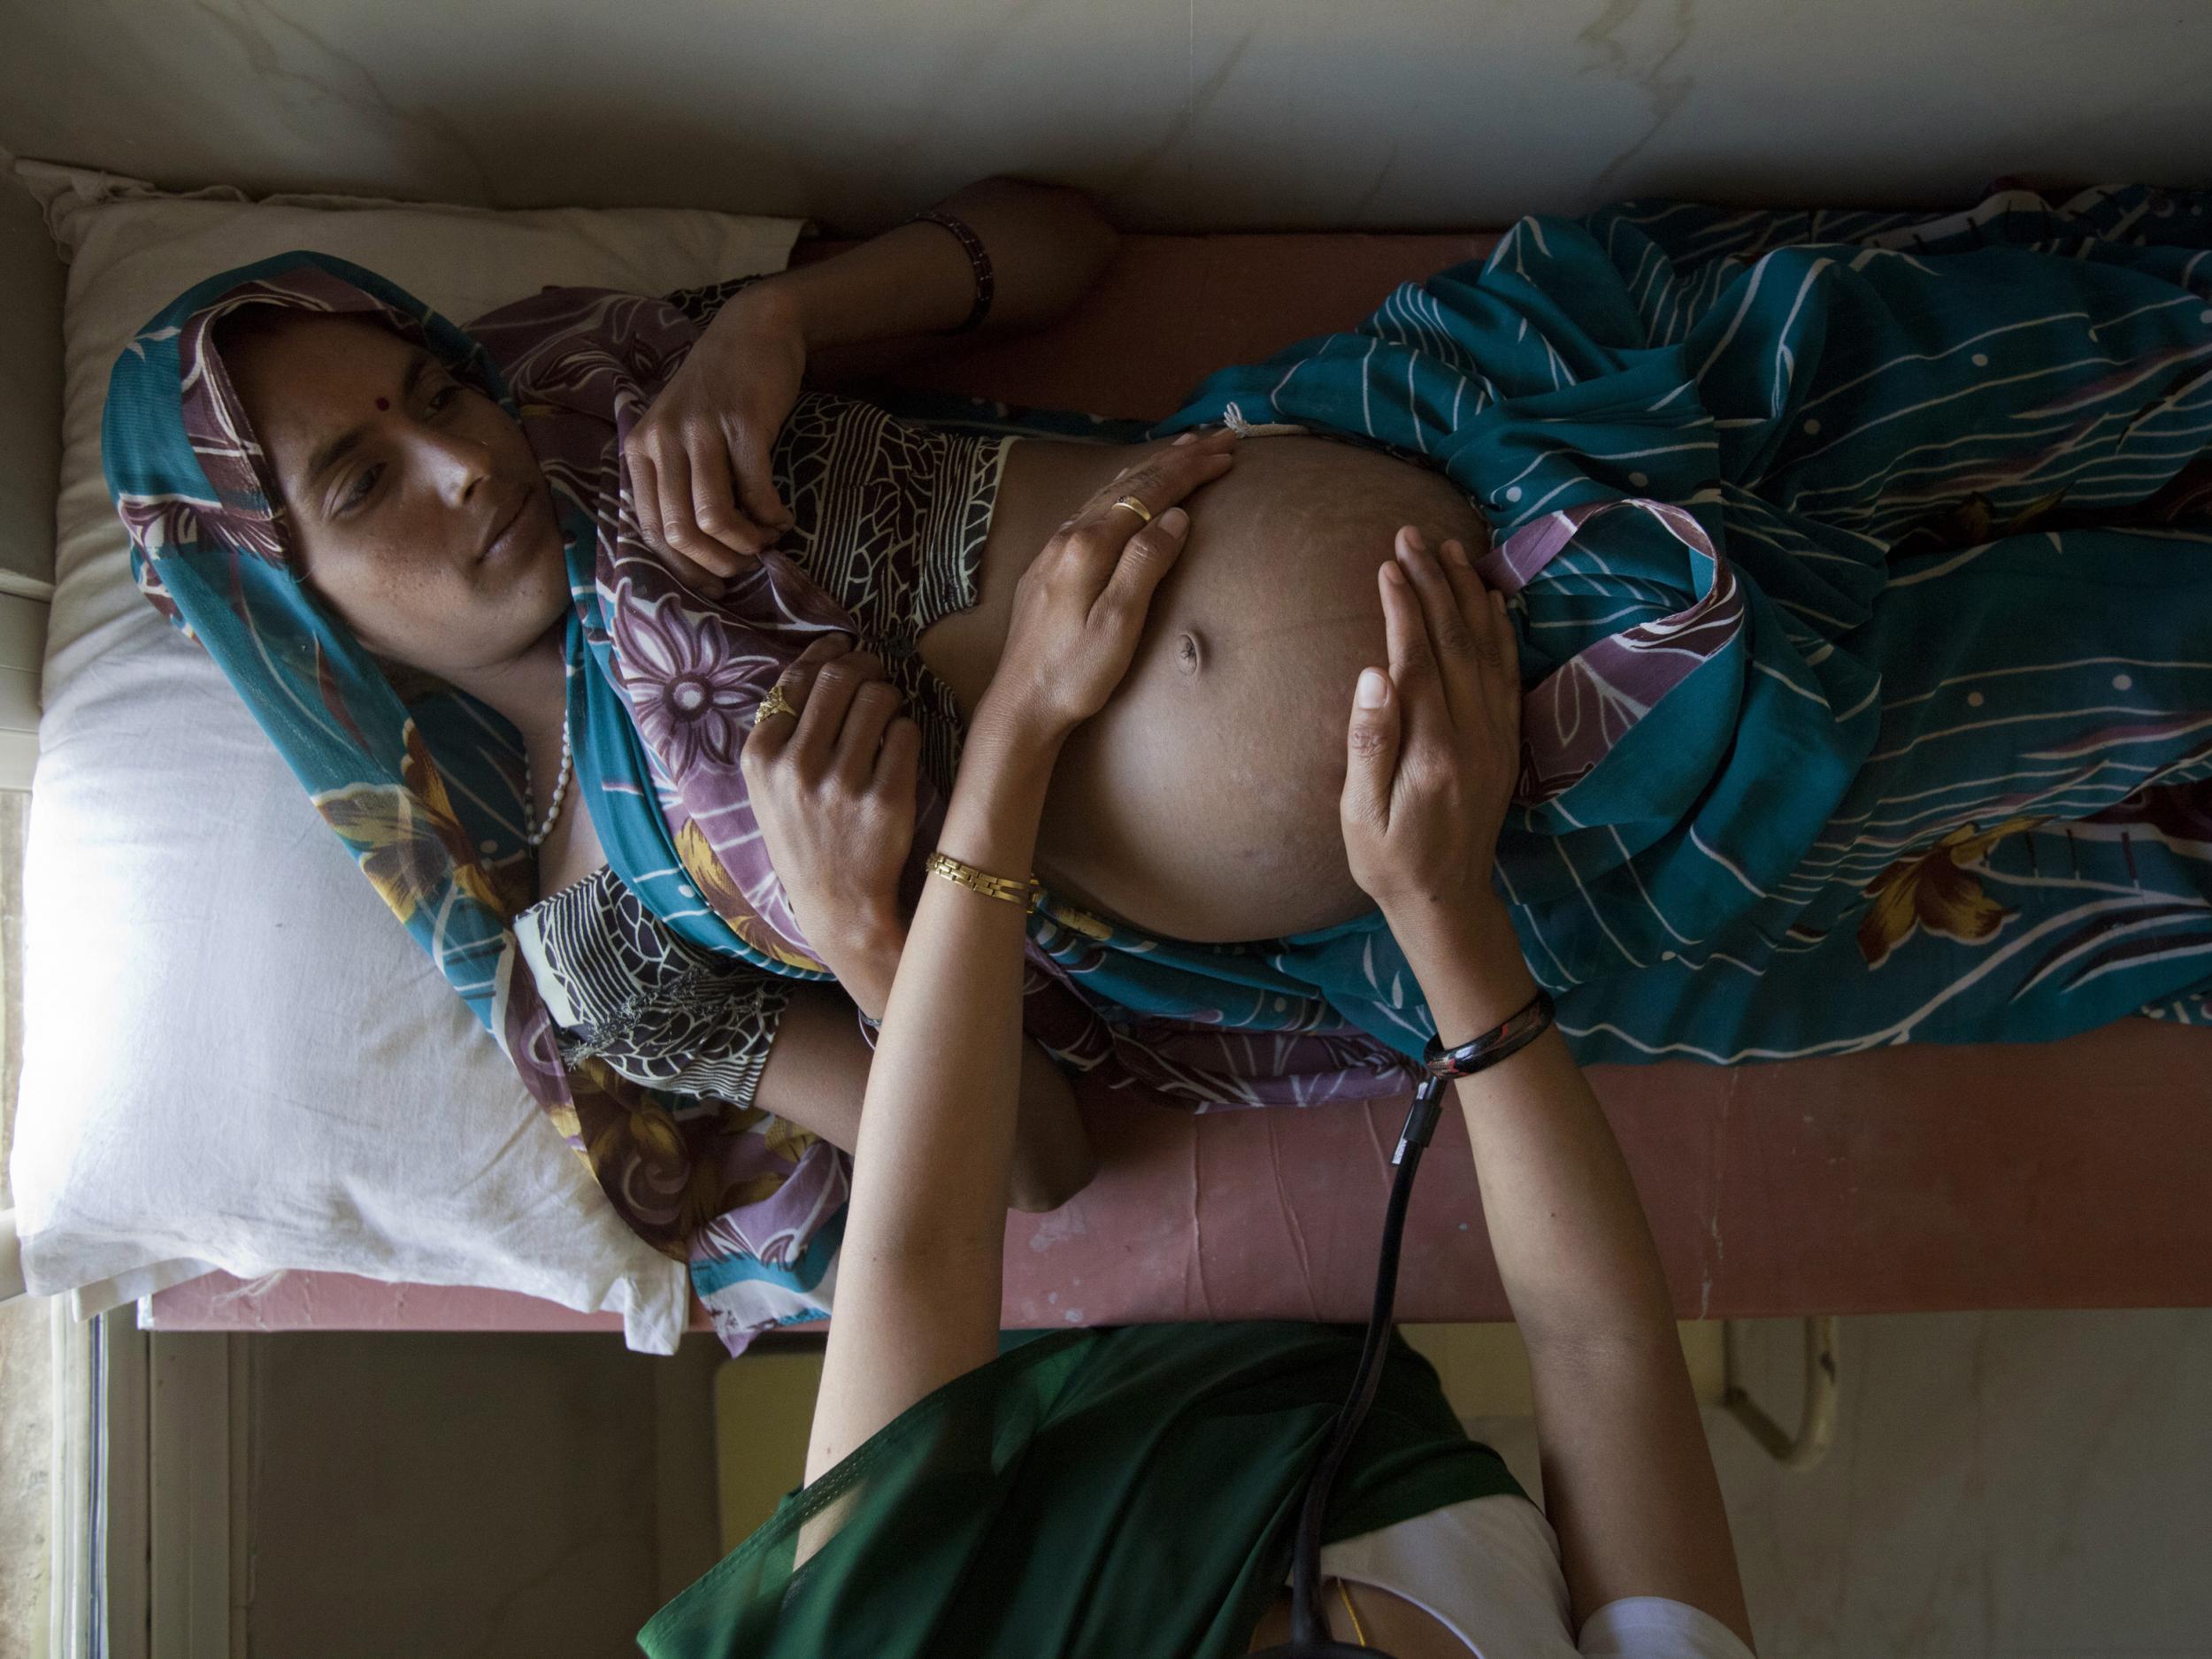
[972, 427, 1237, 755]
[1340, 526, 1524, 945]
[623, 288, 805, 595]
[743, 636, 919, 1015]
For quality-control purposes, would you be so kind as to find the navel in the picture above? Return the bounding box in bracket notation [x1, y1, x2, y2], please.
[1175, 630, 1206, 677]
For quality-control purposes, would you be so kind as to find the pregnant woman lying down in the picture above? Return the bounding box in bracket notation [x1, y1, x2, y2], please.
[105, 178, 2212, 1344]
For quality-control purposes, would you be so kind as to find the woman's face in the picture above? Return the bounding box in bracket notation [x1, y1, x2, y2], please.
[220, 312, 568, 680]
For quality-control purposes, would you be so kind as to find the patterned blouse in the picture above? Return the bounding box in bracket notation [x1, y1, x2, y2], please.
[515, 282, 1011, 1101]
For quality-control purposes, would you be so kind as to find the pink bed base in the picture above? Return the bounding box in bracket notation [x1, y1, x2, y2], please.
[150, 233, 2212, 1338]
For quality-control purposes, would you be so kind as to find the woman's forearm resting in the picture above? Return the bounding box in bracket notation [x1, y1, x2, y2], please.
[748, 176, 1118, 355]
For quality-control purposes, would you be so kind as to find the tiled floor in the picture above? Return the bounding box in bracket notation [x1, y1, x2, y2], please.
[1470, 1312, 2212, 1659]
[1728, 1310, 2212, 1659]
[242, 1311, 2212, 1657]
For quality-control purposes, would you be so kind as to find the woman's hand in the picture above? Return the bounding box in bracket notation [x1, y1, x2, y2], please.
[741, 635, 920, 1018]
[624, 288, 804, 595]
[972, 428, 1237, 757]
[1340, 527, 1525, 973]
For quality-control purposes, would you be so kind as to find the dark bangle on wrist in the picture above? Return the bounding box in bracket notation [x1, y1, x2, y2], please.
[908, 209, 995, 334]
[1423, 990, 1555, 1079]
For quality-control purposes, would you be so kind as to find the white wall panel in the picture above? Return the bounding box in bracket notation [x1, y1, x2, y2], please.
[0, 168, 62, 592]
[0, 0, 2203, 234]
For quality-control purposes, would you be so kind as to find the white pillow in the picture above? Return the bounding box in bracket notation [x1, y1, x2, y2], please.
[11, 163, 803, 1353]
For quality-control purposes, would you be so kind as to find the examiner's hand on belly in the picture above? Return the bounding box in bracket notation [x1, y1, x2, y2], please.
[973, 430, 1240, 753]
[1338, 526, 1526, 1002]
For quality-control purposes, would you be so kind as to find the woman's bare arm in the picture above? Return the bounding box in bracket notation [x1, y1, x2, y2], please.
[626, 177, 1118, 581]
[772, 176, 1120, 362]
[803, 433, 1235, 1484]
[1341, 528, 1754, 1648]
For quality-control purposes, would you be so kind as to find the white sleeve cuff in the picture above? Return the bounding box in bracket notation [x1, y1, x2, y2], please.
[1579, 1595, 1757, 1658]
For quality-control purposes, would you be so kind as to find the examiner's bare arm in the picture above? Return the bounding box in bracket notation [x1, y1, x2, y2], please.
[741, 634, 1093, 1212]
[1340, 528, 1754, 1648]
[804, 431, 1240, 1484]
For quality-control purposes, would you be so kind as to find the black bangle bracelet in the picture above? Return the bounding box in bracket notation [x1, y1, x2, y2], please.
[1422, 990, 1556, 1079]
[908, 209, 995, 334]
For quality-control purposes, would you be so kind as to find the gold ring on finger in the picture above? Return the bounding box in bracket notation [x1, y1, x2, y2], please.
[753, 683, 800, 726]
[1110, 495, 1154, 525]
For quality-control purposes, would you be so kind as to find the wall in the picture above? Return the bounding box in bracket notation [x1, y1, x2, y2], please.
[0, 1, 2206, 236]
[243, 1332, 725, 1659]
[0, 168, 60, 785]
[0, 168, 60, 594]
[231, 1312, 2212, 1658]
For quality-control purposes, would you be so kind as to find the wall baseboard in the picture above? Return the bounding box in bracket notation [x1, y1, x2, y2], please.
[0, 571, 54, 602]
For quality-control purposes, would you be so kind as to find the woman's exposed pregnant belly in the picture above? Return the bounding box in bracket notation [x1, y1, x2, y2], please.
[921, 433, 1491, 942]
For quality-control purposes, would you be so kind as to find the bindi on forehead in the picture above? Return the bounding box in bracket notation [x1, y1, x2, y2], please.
[375, 396, 390, 411]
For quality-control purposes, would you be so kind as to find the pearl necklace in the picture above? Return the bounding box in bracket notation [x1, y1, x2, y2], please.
[524, 719, 574, 849]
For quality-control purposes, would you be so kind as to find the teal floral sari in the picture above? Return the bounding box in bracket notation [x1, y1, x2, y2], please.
[1145, 184, 2212, 1063]
[909, 184, 2212, 1069]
